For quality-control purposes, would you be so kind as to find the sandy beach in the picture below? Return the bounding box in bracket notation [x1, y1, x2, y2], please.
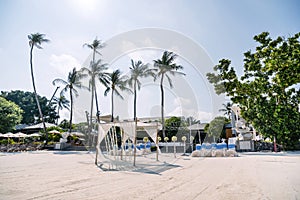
[0, 151, 299, 200]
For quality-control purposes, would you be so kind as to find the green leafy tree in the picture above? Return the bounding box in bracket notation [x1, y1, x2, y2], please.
[53, 68, 85, 132]
[207, 32, 300, 149]
[28, 33, 50, 136]
[153, 51, 185, 138]
[205, 116, 228, 142]
[165, 116, 183, 138]
[104, 69, 131, 122]
[83, 38, 106, 124]
[53, 95, 70, 125]
[0, 97, 23, 133]
[58, 119, 75, 131]
[1, 90, 57, 124]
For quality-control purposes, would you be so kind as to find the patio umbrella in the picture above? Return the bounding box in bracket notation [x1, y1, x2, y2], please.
[14, 132, 28, 143]
[4, 132, 16, 137]
[70, 132, 85, 137]
[28, 133, 41, 137]
[14, 132, 28, 137]
[48, 130, 61, 134]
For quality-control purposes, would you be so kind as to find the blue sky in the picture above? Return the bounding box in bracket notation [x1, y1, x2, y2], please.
[0, 0, 299, 122]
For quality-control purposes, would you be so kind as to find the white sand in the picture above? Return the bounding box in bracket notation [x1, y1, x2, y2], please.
[0, 151, 299, 200]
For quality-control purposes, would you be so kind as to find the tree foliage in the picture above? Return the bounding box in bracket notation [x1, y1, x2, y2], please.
[1, 90, 57, 124]
[0, 97, 23, 133]
[153, 51, 185, 138]
[104, 69, 131, 122]
[205, 116, 229, 142]
[53, 68, 86, 132]
[206, 32, 300, 149]
[165, 116, 183, 138]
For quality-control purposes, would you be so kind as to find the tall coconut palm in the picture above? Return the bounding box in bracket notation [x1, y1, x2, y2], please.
[153, 51, 185, 138]
[104, 69, 131, 122]
[80, 60, 109, 128]
[127, 60, 155, 120]
[53, 95, 70, 125]
[53, 68, 85, 132]
[127, 59, 154, 166]
[28, 32, 50, 141]
[83, 38, 105, 123]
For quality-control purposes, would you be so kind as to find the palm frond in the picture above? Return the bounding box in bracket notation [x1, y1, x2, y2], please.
[113, 89, 124, 100]
[104, 87, 111, 96]
[53, 78, 68, 86]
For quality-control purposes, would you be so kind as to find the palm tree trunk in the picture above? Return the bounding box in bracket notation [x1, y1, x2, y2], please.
[133, 81, 137, 166]
[29, 45, 47, 142]
[56, 106, 60, 125]
[90, 79, 95, 130]
[160, 76, 165, 138]
[92, 50, 101, 123]
[94, 87, 100, 123]
[133, 81, 137, 120]
[111, 89, 114, 122]
[69, 89, 73, 133]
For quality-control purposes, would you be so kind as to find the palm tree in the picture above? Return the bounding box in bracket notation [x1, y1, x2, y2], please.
[219, 102, 232, 119]
[53, 68, 85, 132]
[53, 95, 70, 125]
[153, 51, 185, 138]
[127, 60, 155, 120]
[104, 69, 131, 122]
[83, 38, 105, 123]
[80, 60, 109, 128]
[127, 59, 154, 166]
[28, 32, 50, 141]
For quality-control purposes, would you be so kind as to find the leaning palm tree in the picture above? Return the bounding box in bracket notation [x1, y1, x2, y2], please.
[153, 51, 185, 139]
[127, 59, 155, 166]
[53, 68, 85, 132]
[53, 95, 70, 125]
[104, 69, 131, 122]
[28, 32, 50, 141]
[80, 59, 109, 128]
[83, 38, 105, 123]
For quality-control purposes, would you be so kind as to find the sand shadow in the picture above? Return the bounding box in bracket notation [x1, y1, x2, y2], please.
[97, 160, 181, 175]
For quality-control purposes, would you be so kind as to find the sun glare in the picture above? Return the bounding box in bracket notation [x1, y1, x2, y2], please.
[69, 0, 105, 18]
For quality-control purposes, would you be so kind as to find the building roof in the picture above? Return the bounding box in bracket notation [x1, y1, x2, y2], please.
[23, 122, 56, 129]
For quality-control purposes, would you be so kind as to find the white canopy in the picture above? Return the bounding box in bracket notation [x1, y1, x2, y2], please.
[97, 121, 160, 146]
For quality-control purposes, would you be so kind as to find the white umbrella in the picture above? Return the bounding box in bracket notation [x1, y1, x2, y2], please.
[70, 132, 85, 137]
[4, 132, 15, 137]
[28, 133, 41, 137]
[14, 132, 28, 137]
[48, 130, 61, 134]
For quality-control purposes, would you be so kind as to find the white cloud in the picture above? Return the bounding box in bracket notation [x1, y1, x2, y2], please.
[173, 97, 191, 107]
[167, 107, 213, 123]
[50, 54, 81, 76]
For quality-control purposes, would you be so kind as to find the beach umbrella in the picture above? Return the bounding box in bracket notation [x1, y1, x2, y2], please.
[70, 132, 85, 137]
[28, 133, 41, 137]
[48, 130, 61, 134]
[14, 132, 28, 137]
[14, 132, 28, 143]
[4, 132, 16, 137]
